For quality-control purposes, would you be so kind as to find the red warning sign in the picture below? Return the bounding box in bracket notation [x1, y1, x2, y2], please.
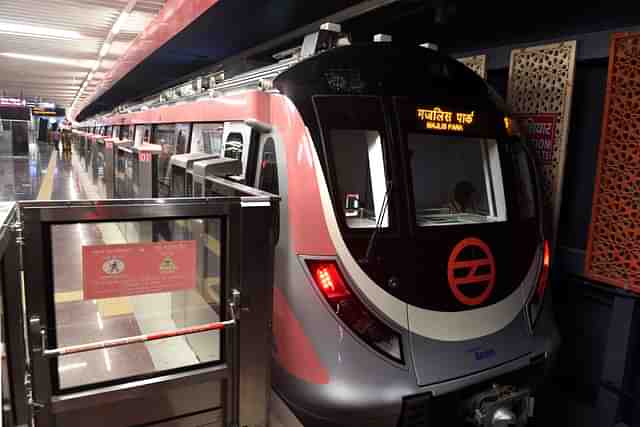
[447, 238, 496, 306]
[83, 240, 197, 300]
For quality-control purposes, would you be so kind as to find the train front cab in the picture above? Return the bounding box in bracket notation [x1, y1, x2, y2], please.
[268, 44, 559, 427]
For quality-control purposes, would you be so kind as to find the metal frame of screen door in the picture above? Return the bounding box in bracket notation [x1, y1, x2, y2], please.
[17, 196, 277, 427]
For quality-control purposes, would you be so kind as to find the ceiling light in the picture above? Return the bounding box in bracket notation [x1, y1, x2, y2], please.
[111, 12, 130, 36]
[99, 43, 112, 58]
[0, 53, 96, 69]
[87, 72, 94, 81]
[0, 22, 84, 40]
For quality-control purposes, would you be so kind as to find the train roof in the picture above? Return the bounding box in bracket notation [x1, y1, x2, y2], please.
[275, 43, 501, 112]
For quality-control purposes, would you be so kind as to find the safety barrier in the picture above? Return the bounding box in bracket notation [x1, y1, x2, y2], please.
[0, 190, 278, 427]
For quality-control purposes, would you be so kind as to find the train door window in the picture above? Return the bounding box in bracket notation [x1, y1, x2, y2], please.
[191, 123, 223, 155]
[175, 123, 190, 155]
[120, 125, 133, 141]
[314, 96, 391, 229]
[255, 137, 278, 194]
[112, 126, 119, 138]
[134, 125, 151, 146]
[153, 124, 178, 190]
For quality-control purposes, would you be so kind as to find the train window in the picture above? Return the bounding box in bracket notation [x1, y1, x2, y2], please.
[224, 133, 243, 160]
[153, 124, 178, 193]
[407, 134, 506, 226]
[175, 124, 190, 154]
[314, 96, 391, 229]
[192, 123, 223, 155]
[134, 125, 151, 146]
[256, 138, 278, 194]
[120, 125, 133, 140]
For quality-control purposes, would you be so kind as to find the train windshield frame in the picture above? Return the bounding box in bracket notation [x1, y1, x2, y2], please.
[395, 97, 538, 229]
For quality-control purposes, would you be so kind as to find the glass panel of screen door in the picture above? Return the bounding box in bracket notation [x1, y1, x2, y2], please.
[51, 217, 222, 390]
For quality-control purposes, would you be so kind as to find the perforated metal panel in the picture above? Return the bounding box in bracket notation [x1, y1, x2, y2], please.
[586, 32, 640, 292]
[457, 54, 487, 79]
[507, 41, 577, 242]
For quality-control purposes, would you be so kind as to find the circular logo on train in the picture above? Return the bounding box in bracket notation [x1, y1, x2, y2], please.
[102, 257, 125, 275]
[447, 238, 496, 306]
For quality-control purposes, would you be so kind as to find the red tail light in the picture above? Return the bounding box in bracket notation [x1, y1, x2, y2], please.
[309, 262, 350, 300]
[536, 240, 551, 299]
[305, 259, 403, 363]
[527, 240, 551, 330]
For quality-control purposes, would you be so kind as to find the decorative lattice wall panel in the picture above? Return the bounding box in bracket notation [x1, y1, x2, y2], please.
[507, 41, 577, 243]
[585, 33, 640, 292]
[458, 55, 487, 79]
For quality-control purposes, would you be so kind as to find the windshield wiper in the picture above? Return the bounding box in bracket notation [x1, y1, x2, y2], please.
[362, 180, 393, 265]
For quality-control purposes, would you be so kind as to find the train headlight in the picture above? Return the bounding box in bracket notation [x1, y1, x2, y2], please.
[526, 240, 550, 330]
[306, 259, 404, 363]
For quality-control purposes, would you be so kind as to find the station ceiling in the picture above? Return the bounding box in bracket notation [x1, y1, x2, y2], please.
[0, 0, 167, 108]
[75, 0, 640, 121]
[3, 0, 636, 119]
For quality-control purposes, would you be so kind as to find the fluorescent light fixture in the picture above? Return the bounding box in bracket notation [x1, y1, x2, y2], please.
[0, 52, 96, 69]
[111, 12, 130, 36]
[99, 43, 111, 58]
[0, 22, 83, 40]
[87, 72, 94, 81]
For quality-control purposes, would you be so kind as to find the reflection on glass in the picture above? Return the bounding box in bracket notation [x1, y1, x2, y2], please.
[224, 133, 243, 160]
[51, 218, 222, 390]
[114, 149, 140, 199]
[192, 124, 223, 155]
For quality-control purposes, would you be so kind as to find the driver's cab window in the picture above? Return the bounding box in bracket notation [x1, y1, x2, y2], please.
[314, 96, 391, 229]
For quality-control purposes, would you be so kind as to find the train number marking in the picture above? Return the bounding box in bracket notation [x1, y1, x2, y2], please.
[447, 237, 496, 306]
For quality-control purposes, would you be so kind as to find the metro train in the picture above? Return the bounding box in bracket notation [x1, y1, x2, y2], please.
[78, 32, 559, 427]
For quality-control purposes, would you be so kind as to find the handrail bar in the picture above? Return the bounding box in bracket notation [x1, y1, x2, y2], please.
[39, 289, 239, 358]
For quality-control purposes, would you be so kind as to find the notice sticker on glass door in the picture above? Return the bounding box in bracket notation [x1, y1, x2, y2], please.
[83, 240, 197, 299]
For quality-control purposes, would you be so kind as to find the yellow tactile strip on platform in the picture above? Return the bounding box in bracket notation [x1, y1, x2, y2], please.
[97, 297, 133, 317]
[36, 154, 58, 200]
[54, 290, 83, 304]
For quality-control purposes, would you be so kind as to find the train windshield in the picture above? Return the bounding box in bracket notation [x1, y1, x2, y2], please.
[407, 134, 506, 226]
[314, 96, 391, 229]
[316, 96, 535, 233]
